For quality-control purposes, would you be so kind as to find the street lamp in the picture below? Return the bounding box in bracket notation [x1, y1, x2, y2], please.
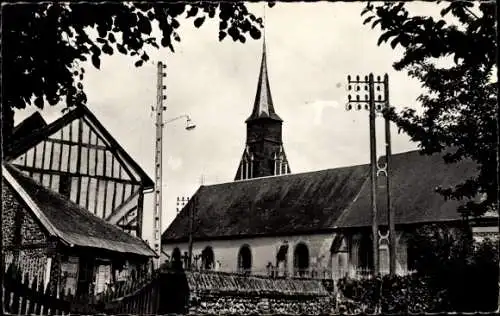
[152, 61, 197, 269]
[346, 73, 395, 276]
[165, 114, 197, 130]
[155, 114, 196, 267]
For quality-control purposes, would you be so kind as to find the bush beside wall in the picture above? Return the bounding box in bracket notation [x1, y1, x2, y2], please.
[337, 237, 499, 314]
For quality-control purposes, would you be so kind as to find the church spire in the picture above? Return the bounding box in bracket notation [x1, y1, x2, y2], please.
[245, 34, 282, 122]
[235, 18, 291, 181]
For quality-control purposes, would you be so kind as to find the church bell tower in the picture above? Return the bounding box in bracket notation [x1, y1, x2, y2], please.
[234, 38, 291, 181]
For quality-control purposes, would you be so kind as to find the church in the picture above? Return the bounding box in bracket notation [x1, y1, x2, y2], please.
[161, 40, 498, 280]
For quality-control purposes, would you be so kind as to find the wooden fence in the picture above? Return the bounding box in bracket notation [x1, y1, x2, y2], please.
[2, 262, 160, 315]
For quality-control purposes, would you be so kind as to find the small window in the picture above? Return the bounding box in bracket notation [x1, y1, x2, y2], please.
[238, 245, 252, 274]
[201, 246, 215, 270]
[293, 242, 310, 277]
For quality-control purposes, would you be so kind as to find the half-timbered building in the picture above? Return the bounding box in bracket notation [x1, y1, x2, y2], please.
[4, 105, 154, 238]
[2, 163, 156, 297]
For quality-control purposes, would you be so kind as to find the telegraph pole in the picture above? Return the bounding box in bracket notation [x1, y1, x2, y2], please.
[383, 74, 396, 276]
[346, 73, 394, 276]
[187, 193, 199, 270]
[152, 61, 167, 268]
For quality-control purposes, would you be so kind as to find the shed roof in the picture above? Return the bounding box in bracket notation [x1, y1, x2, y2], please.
[185, 271, 329, 297]
[3, 164, 157, 257]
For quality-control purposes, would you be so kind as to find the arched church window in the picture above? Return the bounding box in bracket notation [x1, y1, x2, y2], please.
[171, 247, 182, 270]
[250, 154, 254, 178]
[238, 245, 252, 275]
[201, 246, 215, 270]
[407, 238, 419, 273]
[379, 240, 390, 275]
[293, 242, 310, 277]
[358, 234, 374, 277]
[273, 153, 279, 176]
[282, 161, 288, 175]
[276, 243, 289, 277]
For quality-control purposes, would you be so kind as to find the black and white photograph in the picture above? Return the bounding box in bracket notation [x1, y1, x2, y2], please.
[1, 1, 498, 315]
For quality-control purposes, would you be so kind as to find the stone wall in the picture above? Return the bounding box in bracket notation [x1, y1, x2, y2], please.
[188, 295, 334, 315]
[2, 180, 48, 280]
[158, 270, 335, 315]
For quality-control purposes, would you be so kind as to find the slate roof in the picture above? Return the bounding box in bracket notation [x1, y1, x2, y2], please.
[163, 164, 370, 242]
[4, 105, 154, 189]
[335, 149, 479, 228]
[3, 164, 157, 257]
[163, 149, 481, 243]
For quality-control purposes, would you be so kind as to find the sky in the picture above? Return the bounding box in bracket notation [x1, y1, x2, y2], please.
[14, 2, 455, 245]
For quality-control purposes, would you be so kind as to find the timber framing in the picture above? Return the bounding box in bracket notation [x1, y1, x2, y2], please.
[7, 105, 154, 238]
[5, 105, 153, 189]
[12, 165, 141, 186]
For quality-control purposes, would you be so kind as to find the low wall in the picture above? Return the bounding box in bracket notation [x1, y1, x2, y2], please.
[158, 269, 335, 315]
[188, 295, 333, 315]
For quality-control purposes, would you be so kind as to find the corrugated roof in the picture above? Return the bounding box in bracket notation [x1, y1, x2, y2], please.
[163, 164, 370, 242]
[3, 164, 157, 257]
[335, 149, 479, 228]
[163, 149, 482, 242]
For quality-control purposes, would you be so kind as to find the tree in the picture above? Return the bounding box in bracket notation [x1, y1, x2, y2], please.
[2, 2, 275, 144]
[407, 224, 498, 312]
[360, 1, 497, 217]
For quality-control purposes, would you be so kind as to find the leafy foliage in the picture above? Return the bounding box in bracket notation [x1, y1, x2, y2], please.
[406, 224, 498, 312]
[361, 1, 498, 216]
[338, 230, 498, 313]
[2, 2, 275, 143]
[337, 274, 437, 314]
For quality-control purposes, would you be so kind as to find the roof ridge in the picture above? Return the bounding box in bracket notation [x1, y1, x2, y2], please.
[211, 163, 370, 188]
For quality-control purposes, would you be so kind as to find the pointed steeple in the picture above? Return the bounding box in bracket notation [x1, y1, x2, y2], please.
[246, 36, 282, 122]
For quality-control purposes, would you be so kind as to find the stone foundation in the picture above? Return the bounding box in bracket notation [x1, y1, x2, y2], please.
[188, 294, 334, 315]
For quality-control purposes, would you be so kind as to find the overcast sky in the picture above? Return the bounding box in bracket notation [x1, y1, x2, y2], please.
[15, 2, 454, 244]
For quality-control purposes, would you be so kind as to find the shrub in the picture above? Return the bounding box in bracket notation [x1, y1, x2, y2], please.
[337, 231, 498, 313]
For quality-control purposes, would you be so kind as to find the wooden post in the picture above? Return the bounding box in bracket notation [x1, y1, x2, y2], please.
[384, 74, 396, 276]
[137, 188, 144, 239]
[368, 73, 379, 276]
[187, 196, 195, 270]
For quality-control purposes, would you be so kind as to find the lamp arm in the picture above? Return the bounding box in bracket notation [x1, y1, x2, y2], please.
[164, 114, 190, 125]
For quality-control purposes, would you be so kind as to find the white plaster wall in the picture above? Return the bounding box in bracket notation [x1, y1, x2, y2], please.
[161, 229, 417, 279]
[162, 233, 336, 277]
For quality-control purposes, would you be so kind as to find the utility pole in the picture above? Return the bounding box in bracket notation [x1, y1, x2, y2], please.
[187, 194, 196, 270]
[383, 74, 396, 276]
[176, 196, 189, 214]
[152, 61, 167, 269]
[346, 73, 394, 276]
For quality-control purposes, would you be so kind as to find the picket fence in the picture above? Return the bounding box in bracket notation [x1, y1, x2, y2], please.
[2, 262, 160, 315]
